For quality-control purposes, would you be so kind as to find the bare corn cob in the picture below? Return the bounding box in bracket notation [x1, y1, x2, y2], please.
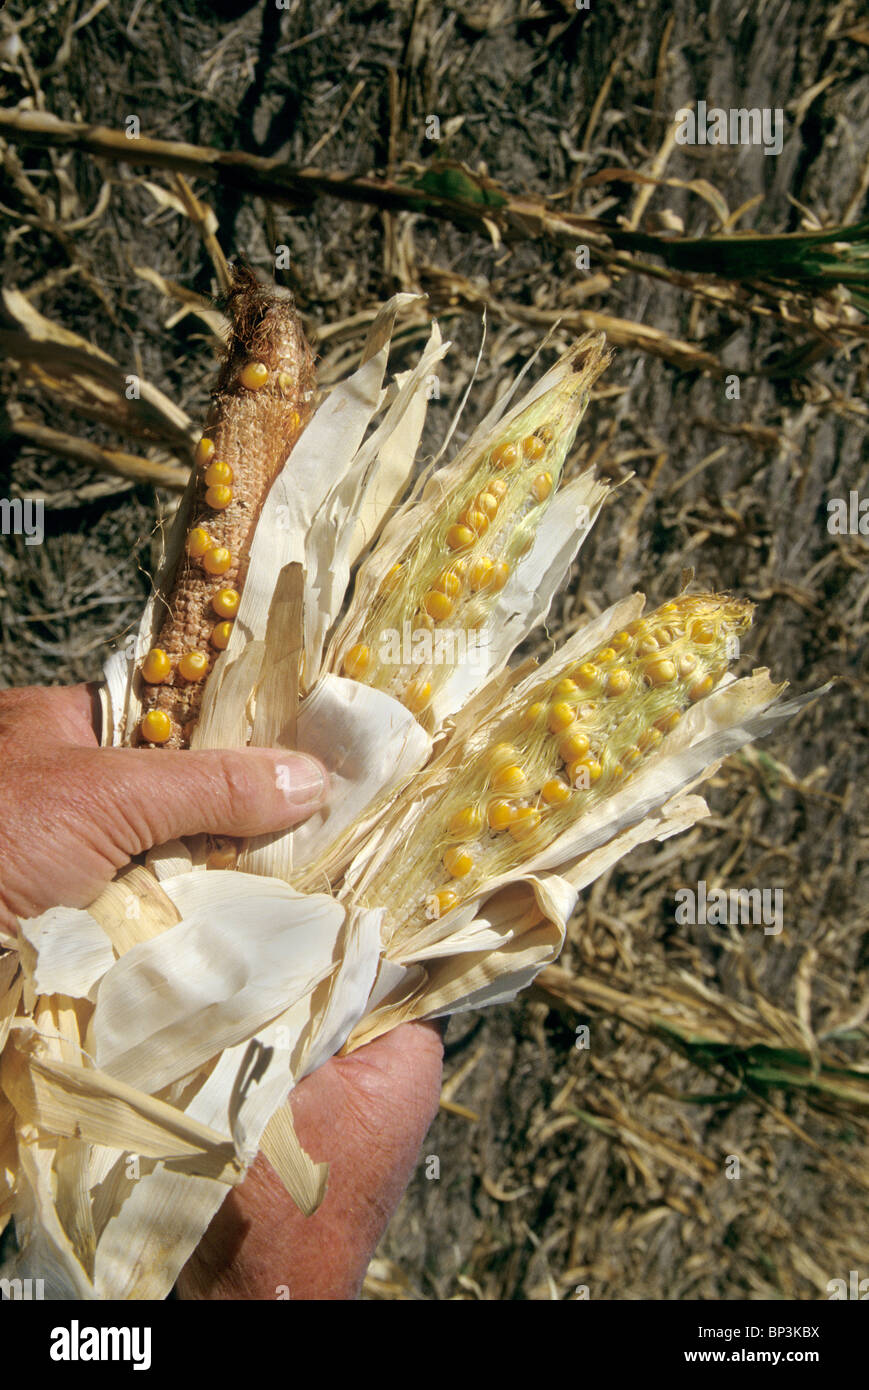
[337, 337, 612, 720]
[136, 268, 316, 749]
[360, 593, 752, 931]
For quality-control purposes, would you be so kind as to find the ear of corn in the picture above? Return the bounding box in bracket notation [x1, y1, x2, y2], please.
[356, 593, 753, 930]
[335, 336, 612, 723]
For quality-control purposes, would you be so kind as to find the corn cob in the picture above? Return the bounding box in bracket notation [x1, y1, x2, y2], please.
[338, 338, 612, 720]
[135, 268, 316, 749]
[360, 592, 752, 930]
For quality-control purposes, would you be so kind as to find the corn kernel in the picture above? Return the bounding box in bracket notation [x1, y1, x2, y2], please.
[489, 743, 518, 769]
[522, 702, 545, 727]
[610, 631, 631, 650]
[404, 679, 432, 713]
[559, 729, 591, 762]
[140, 709, 172, 744]
[510, 807, 542, 838]
[433, 567, 462, 598]
[636, 638, 660, 656]
[575, 663, 599, 689]
[548, 702, 576, 733]
[380, 563, 403, 594]
[240, 361, 269, 390]
[443, 847, 473, 878]
[678, 653, 697, 677]
[476, 491, 499, 518]
[468, 556, 494, 591]
[449, 806, 483, 838]
[141, 648, 171, 684]
[638, 727, 663, 752]
[446, 524, 475, 550]
[570, 756, 602, 786]
[490, 561, 510, 591]
[487, 799, 518, 831]
[597, 647, 617, 664]
[488, 479, 508, 499]
[538, 425, 554, 444]
[531, 472, 553, 502]
[178, 650, 209, 682]
[644, 658, 676, 687]
[424, 589, 454, 621]
[212, 587, 240, 619]
[431, 887, 459, 917]
[523, 434, 547, 461]
[204, 460, 233, 487]
[206, 484, 233, 510]
[689, 675, 715, 701]
[343, 642, 370, 679]
[541, 778, 571, 805]
[211, 621, 233, 651]
[491, 441, 519, 469]
[459, 507, 489, 535]
[492, 764, 525, 793]
[607, 669, 632, 696]
[623, 744, 642, 765]
[186, 527, 213, 559]
[691, 619, 716, 644]
[656, 710, 681, 734]
[202, 545, 232, 576]
[554, 678, 578, 697]
[194, 437, 215, 467]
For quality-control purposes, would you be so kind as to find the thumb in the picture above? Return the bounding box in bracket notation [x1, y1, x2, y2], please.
[1, 745, 328, 926]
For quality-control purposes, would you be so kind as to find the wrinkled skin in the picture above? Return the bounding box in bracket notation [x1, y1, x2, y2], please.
[0, 685, 443, 1299]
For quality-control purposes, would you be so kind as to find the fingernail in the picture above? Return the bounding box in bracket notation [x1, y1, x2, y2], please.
[275, 753, 328, 804]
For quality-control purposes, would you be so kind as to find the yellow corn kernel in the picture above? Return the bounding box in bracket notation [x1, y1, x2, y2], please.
[194, 437, 215, 467]
[204, 461, 233, 487]
[491, 441, 519, 469]
[510, 807, 542, 838]
[612, 763, 624, 778]
[575, 662, 599, 689]
[449, 805, 483, 838]
[610, 631, 631, 650]
[559, 729, 591, 762]
[541, 778, 571, 805]
[623, 744, 642, 765]
[490, 561, 510, 591]
[380, 563, 403, 594]
[178, 650, 209, 682]
[678, 653, 697, 677]
[597, 647, 617, 665]
[206, 484, 233, 510]
[446, 524, 475, 550]
[212, 587, 240, 619]
[492, 764, 525, 793]
[606, 669, 632, 696]
[443, 846, 473, 878]
[240, 361, 269, 390]
[689, 675, 715, 701]
[342, 642, 370, 679]
[638, 726, 663, 752]
[522, 434, 546, 461]
[656, 710, 682, 734]
[141, 648, 171, 684]
[202, 545, 232, 576]
[548, 701, 576, 734]
[644, 658, 676, 687]
[691, 619, 716, 644]
[636, 637, 659, 657]
[459, 507, 489, 535]
[431, 887, 459, 917]
[488, 478, 508, 499]
[489, 742, 518, 769]
[424, 589, 454, 621]
[553, 678, 578, 698]
[569, 756, 602, 786]
[468, 556, 494, 591]
[140, 709, 172, 744]
[211, 621, 233, 651]
[538, 424, 554, 444]
[522, 701, 545, 728]
[531, 472, 552, 502]
[186, 527, 213, 559]
[476, 490, 499, 518]
[404, 679, 432, 713]
[434, 567, 462, 599]
[487, 798, 518, 831]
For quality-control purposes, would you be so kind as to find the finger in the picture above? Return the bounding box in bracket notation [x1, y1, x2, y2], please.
[0, 745, 328, 923]
[0, 683, 102, 750]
